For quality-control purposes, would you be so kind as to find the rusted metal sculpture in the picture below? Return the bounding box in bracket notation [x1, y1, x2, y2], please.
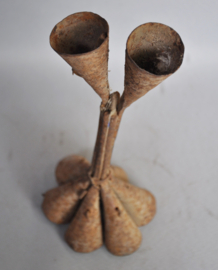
[42, 12, 184, 256]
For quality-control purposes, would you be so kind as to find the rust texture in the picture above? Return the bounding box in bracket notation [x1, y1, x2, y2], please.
[54, 155, 129, 185]
[109, 177, 156, 226]
[65, 186, 103, 252]
[119, 23, 184, 110]
[50, 12, 110, 105]
[90, 109, 110, 179]
[100, 180, 142, 256]
[101, 111, 123, 179]
[42, 12, 185, 256]
[91, 92, 120, 180]
[42, 180, 90, 224]
[56, 155, 90, 185]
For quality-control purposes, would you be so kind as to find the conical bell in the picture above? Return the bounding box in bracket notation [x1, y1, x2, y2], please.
[42, 180, 89, 224]
[50, 12, 110, 105]
[55, 155, 90, 185]
[100, 180, 142, 256]
[109, 177, 156, 226]
[120, 23, 184, 109]
[65, 186, 103, 253]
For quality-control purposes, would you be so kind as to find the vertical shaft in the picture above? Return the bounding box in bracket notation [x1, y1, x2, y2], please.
[100, 110, 124, 179]
[90, 92, 120, 180]
[90, 110, 110, 179]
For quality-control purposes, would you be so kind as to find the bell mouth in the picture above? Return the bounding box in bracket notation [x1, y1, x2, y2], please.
[50, 12, 109, 55]
[126, 23, 184, 75]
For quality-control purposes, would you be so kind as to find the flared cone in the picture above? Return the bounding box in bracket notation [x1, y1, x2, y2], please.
[110, 177, 156, 226]
[65, 186, 103, 253]
[100, 180, 142, 256]
[120, 23, 184, 108]
[55, 155, 90, 185]
[42, 181, 89, 224]
[50, 12, 110, 104]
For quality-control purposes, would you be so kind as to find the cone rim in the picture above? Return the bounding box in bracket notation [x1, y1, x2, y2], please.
[126, 22, 184, 76]
[50, 11, 109, 57]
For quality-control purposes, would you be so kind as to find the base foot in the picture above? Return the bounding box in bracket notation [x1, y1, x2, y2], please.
[42, 155, 156, 256]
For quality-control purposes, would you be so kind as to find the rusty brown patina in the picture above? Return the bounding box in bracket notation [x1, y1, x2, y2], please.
[50, 12, 110, 105]
[119, 22, 184, 110]
[42, 12, 184, 256]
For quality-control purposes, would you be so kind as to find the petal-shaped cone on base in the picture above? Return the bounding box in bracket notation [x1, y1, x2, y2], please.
[100, 180, 142, 256]
[109, 178, 156, 227]
[65, 186, 103, 253]
[50, 12, 110, 104]
[55, 155, 90, 185]
[111, 165, 128, 182]
[42, 181, 89, 224]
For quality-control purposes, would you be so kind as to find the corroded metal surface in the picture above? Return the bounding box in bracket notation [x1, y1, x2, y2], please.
[101, 113, 122, 179]
[50, 12, 110, 105]
[42, 180, 89, 224]
[54, 154, 129, 185]
[102, 23, 184, 180]
[100, 180, 142, 256]
[42, 13, 185, 256]
[65, 186, 103, 253]
[120, 23, 184, 109]
[91, 92, 120, 179]
[109, 177, 156, 226]
[90, 110, 110, 179]
[55, 155, 90, 185]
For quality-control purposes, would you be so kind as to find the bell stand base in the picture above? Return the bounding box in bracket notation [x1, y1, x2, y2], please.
[42, 154, 156, 256]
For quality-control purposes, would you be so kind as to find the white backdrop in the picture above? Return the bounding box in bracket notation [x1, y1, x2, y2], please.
[1, 0, 218, 269]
